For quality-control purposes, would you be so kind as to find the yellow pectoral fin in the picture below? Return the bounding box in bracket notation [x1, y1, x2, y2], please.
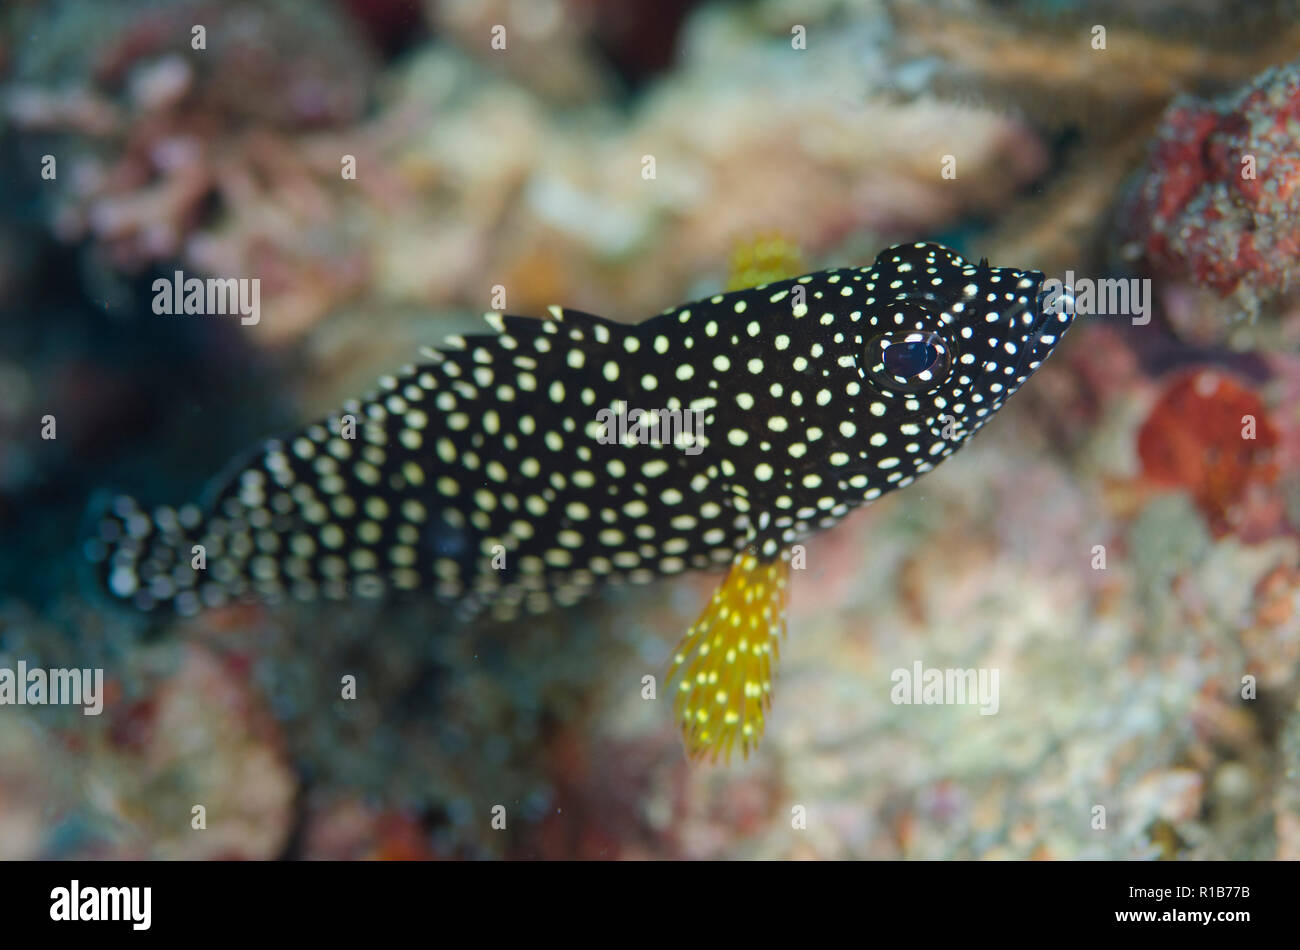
[668, 551, 791, 762]
[725, 233, 805, 291]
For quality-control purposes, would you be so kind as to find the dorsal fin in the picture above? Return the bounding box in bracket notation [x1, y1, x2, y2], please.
[415, 306, 625, 372]
[545, 306, 620, 327]
[490, 307, 624, 346]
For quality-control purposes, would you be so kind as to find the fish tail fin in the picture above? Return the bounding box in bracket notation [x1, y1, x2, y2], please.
[82, 492, 207, 613]
[668, 551, 791, 762]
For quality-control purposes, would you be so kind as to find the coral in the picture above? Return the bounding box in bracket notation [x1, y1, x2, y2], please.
[92, 643, 297, 859]
[1136, 370, 1283, 540]
[421, 0, 612, 103]
[3, 0, 378, 341]
[890, 0, 1300, 131]
[890, 0, 1300, 301]
[1117, 58, 1300, 340]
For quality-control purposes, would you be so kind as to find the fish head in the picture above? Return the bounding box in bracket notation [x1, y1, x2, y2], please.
[849, 242, 1074, 472]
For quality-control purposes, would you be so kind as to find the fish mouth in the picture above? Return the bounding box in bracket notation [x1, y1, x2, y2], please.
[1027, 283, 1054, 341]
[1011, 275, 1062, 380]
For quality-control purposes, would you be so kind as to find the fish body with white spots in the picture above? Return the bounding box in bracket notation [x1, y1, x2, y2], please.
[88, 242, 1074, 760]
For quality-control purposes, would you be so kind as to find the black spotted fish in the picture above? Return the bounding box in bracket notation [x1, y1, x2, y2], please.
[87, 242, 1074, 761]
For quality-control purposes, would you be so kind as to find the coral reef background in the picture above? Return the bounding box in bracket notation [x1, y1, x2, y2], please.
[2, 0, 1300, 859]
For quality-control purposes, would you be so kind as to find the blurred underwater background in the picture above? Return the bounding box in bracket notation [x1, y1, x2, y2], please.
[2, 0, 1300, 859]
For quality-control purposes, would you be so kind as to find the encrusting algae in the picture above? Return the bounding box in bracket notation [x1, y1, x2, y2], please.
[87, 240, 1074, 763]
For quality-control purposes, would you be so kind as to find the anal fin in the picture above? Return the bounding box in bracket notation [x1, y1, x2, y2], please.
[668, 551, 791, 762]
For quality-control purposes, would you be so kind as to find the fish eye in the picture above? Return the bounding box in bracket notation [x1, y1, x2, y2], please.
[865, 331, 953, 393]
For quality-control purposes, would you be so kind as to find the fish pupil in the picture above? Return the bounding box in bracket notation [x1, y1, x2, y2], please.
[866, 330, 952, 394]
[884, 340, 938, 379]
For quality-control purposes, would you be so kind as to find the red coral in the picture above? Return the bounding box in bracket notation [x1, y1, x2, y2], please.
[1137, 370, 1281, 538]
[369, 812, 437, 861]
[1120, 60, 1300, 303]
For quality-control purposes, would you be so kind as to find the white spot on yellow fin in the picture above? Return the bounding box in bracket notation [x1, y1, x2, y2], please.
[668, 551, 790, 763]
